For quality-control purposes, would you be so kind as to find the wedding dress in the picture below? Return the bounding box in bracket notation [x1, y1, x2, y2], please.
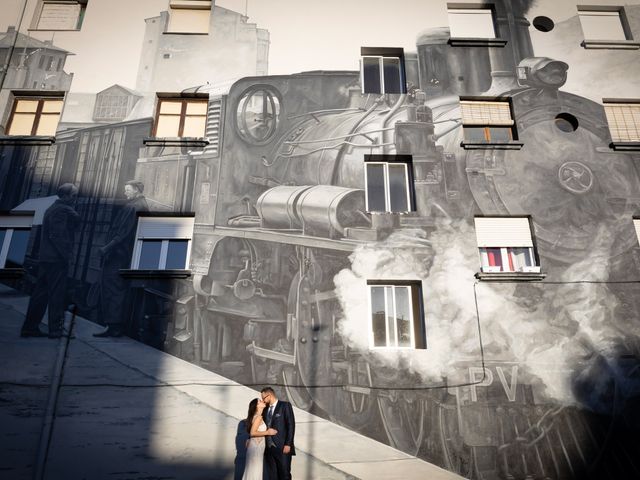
[242, 417, 266, 480]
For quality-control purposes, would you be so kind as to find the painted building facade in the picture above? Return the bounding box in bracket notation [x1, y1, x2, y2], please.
[1, 1, 640, 479]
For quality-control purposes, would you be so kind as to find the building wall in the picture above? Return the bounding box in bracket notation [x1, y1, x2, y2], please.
[1, 1, 640, 479]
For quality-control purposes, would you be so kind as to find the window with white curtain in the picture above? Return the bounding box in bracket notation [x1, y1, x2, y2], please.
[474, 217, 539, 273]
[167, 0, 212, 34]
[131, 216, 195, 270]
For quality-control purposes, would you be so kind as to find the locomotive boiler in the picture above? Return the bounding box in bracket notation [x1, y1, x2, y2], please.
[136, 1, 640, 478]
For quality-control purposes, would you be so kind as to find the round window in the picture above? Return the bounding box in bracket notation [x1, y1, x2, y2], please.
[532, 16, 555, 32]
[554, 113, 579, 133]
[235, 87, 282, 144]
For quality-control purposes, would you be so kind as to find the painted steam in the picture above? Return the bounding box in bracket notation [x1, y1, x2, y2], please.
[334, 218, 638, 404]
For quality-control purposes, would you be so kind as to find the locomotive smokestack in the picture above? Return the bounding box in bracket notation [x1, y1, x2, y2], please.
[487, 0, 535, 92]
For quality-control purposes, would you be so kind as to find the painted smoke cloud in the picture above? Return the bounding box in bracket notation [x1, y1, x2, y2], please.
[334, 219, 638, 405]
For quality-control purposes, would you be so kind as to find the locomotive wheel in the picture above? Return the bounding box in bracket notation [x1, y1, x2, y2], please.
[377, 390, 427, 456]
[286, 270, 377, 429]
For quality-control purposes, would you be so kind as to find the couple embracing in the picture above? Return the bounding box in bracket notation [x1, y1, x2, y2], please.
[243, 387, 295, 480]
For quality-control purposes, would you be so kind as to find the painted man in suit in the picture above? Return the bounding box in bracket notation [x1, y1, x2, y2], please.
[261, 386, 295, 480]
[93, 180, 148, 337]
[21, 183, 80, 338]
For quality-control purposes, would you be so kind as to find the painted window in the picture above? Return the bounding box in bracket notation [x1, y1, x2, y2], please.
[6, 96, 64, 136]
[153, 97, 208, 138]
[578, 9, 629, 41]
[131, 216, 195, 270]
[461, 99, 515, 143]
[448, 7, 496, 38]
[35, 1, 88, 31]
[474, 217, 540, 273]
[360, 47, 406, 95]
[167, 0, 212, 34]
[364, 155, 413, 213]
[604, 101, 640, 143]
[368, 281, 424, 349]
[0, 216, 33, 269]
[634, 218, 640, 246]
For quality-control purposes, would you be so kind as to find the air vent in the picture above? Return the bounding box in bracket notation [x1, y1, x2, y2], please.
[204, 97, 223, 157]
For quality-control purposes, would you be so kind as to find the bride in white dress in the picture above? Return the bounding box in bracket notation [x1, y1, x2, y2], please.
[242, 398, 277, 480]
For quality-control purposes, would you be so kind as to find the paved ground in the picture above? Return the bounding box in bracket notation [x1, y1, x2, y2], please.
[0, 284, 464, 480]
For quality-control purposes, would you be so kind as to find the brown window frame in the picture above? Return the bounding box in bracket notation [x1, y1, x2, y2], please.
[152, 97, 208, 138]
[6, 96, 64, 137]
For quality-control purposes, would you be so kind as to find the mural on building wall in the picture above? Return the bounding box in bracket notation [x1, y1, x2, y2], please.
[2, 1, 640, 478]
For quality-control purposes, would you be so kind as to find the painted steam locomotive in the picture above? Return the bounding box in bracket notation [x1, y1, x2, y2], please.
[3, 1, 640, 478]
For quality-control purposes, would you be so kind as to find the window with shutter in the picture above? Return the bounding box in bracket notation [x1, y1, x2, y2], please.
[131, 216, 195, 270]
[460, 100, 516, 144]
[604, 102, 640, 143]
[167, 0, 212, 34]
[367, 281, 425, 349]
[448, 8, 496, 39]
[579, 10, 628, 41]
[35, 1, 88, 31]
[474, 217, 539, 273]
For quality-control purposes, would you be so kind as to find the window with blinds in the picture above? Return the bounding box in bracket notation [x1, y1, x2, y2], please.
[604, 102, 640, 143]
[131, 216, 195, 270]
[0, 215, 33, 269]
[578, 10, 628, 41]
[167, 0, 211, 34]
[448, 8, 496, 39]
[474, 217, 539, 273]
[367, 281, 425, 349]
[461, 100, 515, 143]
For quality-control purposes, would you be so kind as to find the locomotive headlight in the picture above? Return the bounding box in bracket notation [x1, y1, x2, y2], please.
[517, 57, 568, 89]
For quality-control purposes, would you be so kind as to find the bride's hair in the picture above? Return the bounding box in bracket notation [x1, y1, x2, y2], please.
[245, 398, 259, 434]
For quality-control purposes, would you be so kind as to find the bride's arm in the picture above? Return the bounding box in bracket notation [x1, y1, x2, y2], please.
[250, 417, 277, 437]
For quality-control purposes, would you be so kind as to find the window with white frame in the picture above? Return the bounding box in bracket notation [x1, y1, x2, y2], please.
[474, 217, 540, 273]
[461, 99, 516, 143]
[6, 96, 64, 136]
[364, 155, 413, 213]
[34, 1, 88, 31]
[448, 7, 497, 38]
[368, 281, 425, 349]
[360, 47, 406, 95]
[0, 215, 33, 269]
[167, 0, 212, 34]
[578, 8, 629, 41]
[604, 101, 640, 143]
[131, 216, 195, 270]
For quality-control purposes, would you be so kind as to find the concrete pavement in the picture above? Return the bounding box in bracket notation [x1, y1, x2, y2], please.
[0, 284, 464, 480]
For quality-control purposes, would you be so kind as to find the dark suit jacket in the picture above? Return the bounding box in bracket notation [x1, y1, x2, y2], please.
[263, 400, 296, 455]
[39, 199, 80, 263]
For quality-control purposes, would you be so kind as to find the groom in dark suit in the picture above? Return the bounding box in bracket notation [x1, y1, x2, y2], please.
[261, 386, 295, 480]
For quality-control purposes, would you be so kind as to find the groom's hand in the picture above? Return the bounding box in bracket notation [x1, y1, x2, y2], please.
[283, 445, 291, 454]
